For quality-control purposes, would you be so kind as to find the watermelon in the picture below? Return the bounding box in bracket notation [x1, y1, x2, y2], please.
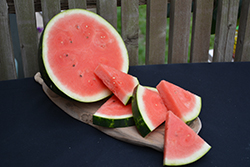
[164, 111, 211, 166]
[93, 95, 134, 128]
[94, 64, 139, 105]
[156, 80, 201, 124]
[39, 9, 129, 102]
[132, 85, 168, 137]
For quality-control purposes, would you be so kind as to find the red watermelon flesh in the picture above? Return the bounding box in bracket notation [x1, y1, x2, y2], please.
[94, 64, 139, 105]
[156, 80, 201, 124]
[92, 95, 134, 128]
[132, 85, 168, 137]
[42, 9, 128, 102]
[164, 111, 211, 166]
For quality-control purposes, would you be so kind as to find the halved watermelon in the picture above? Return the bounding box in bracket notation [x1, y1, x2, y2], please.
[94, 64, 139, 105]
[164, 111, 211, 166]
[156, 80, 201, 124]
[132, 85, 168, 137]
[39, 9, 129, 102]
[93, 95, 134, 128]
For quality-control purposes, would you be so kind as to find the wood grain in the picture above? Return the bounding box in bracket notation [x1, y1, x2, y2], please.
[0, 0, 17, 81]
[14, 0, 39, 78]
[34, 72, 201, 152]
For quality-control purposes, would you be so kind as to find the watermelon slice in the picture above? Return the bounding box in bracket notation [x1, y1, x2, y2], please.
[39, 9, 129, 102]
[93, 95, 134, 128]
[156, 80, 201, 124]
[132, 85, 168, 137]
[94, 64, 139, 105]
[164, 111, 211, 166]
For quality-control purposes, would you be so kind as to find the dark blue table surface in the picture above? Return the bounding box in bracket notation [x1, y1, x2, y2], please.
[1, 62, 250, 167]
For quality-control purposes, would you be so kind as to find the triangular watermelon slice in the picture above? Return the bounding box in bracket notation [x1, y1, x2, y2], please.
[94, 64, 139, 105]
[93, 95, 134, 128]
[164, 111, 211, 166]
[132, 85, 168, 137]
[156, 80, 201, 124]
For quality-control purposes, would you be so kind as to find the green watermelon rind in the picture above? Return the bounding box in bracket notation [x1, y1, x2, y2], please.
[131, 85, 158, 137]
[92, 114, 134, 128]
[163, 142, 211, 166]
[40, 9, 129, 102]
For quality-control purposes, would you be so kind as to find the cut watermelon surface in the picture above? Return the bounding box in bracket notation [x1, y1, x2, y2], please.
[40, 9, 129, 102]
[156, 80, 201, 124]
[164, 111, 211, 166]
[93, 95, 134, 128]
[132, 85, 168, 137]
[94, 64, 139, 105]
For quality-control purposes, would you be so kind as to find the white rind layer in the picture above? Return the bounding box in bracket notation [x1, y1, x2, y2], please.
[93, 112, 133, 119]
[182, 95, 202, 123]
[164, 142, 211, 166]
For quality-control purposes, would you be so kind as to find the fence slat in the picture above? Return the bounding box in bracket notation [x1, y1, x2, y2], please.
[121, 0, 139, 66]
[96, 0, 117, 29]
[68, 0, 87, 9]
[168, 0, 192, 64]
[145, 0, 168, 65]
[0, 0, 17, 81]
[190, 0, 214, 63]
[14, 0, 39, 78]
[235, 0, 250, 62]
[41, 0, 61, 26]
[213, 0, 240, 62]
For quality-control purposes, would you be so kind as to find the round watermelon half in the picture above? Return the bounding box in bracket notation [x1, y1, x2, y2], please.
[132, 85, 168, 137]
[93, 95, 134, 128]
[164, 111, 211, 166]
[39, 9, 129, 102]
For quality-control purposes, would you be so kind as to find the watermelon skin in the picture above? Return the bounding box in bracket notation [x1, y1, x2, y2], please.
[164, 111, 211, 166]
[93, 95, 134, 128]
[39, 9, 129, 102]
[132, 85, 168, 137]
[156, 80, 202, 124]
[94, 64, 139, 105]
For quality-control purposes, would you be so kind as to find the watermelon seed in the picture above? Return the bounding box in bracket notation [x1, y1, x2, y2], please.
[86, 36, 89, 39]
[66, 54, 68, 57]
[112, 77, 116, 79]
[80, 75, 82, 77]
[72, 64, 75, 67]
[70, 40, 73, 43]
[76, 25, 80, 29]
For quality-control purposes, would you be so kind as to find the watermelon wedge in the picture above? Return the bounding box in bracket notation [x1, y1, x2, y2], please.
[93, 95, 134, 128]
[156, 80, 201, 124]
[94, 64, 139, 105]
[39, 9, 129, 102]
[164, 111, 211, 166]
[132, 85, 168, 137]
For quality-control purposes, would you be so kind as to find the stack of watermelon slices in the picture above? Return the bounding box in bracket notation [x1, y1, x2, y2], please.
[92, 64, 211, 166]
[39, 9, 211, 166]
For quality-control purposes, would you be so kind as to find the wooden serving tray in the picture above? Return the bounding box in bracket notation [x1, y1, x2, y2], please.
[35, 72, 201, 152]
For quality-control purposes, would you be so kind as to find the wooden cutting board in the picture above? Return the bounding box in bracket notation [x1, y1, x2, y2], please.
[34, 72, 202, 152]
